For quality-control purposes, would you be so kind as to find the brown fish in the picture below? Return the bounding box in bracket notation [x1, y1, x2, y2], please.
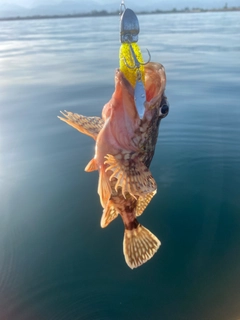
[58, 61, 169, 268]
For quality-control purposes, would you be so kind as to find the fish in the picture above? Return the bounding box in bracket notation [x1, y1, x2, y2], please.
[58, 6, 169, 269]
[58, 61, 169, 268]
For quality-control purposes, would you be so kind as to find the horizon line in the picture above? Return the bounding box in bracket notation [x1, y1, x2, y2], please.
[1, 6, 240, 22]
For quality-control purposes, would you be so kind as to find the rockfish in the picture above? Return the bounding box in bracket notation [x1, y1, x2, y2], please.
[58, 61, 168, 268]
[58, 7, 169, 269]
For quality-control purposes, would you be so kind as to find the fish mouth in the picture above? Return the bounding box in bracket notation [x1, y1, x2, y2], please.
[118, 61, 166, 103]
[144, 62, 167, 103]
[101, 62, 168, 135]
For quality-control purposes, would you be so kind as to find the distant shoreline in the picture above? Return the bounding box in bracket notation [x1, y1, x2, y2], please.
[0, 7, 240, 22]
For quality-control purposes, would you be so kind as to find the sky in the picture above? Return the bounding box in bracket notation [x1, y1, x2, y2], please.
[1, 0, 239, 9]
[1, 0, 239, 18]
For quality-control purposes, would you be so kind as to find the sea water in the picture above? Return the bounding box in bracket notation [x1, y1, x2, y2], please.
[0, 12, 240, 320]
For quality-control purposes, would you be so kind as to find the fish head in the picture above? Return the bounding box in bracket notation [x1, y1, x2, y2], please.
[98, 61, 169, 161]
[144, 62, 169, 121]
[102, 61, 168, 121]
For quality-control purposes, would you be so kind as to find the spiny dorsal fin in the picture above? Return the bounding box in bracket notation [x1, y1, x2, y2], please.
[58, 111, 104, 140]
[123, 223, 161, 269]
[100, 201, 118, 228]
[85, 158, 98, 172]
[104, 153, 157, 198]
[136, 190, 157, 216]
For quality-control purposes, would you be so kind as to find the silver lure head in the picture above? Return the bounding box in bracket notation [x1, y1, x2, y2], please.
[120, 8, 139, 43]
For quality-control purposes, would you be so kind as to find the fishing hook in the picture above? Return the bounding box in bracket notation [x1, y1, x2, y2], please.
[123, 45, 151, 70]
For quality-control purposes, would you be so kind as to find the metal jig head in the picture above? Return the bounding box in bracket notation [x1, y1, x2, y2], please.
[120, 7, 139, 43]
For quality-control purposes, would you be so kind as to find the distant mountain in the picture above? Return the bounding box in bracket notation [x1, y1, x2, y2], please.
[0, 1, 101, 17]
[0, 0, 240, 18]
[30, 1, 100, 15]
[0, 3, 28, 17]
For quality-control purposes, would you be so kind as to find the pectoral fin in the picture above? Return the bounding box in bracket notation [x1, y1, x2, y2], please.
[85, 158, 98, 172]
[100, 201, 118, 228]
[136, 190, 157, 216]
[58, 111, 104, 140]
[104, 154, 157, 198]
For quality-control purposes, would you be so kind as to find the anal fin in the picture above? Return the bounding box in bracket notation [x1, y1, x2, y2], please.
[58, 111, 104, 140]
[85, 158, 98, 172]
[123, 222, 161, 269]
[136, 190, 157, 216]
[104, 153, 157, 198]
[100, 201, 118, 228]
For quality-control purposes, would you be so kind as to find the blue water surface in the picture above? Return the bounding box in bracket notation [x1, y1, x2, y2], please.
[0, 12, 240, 320]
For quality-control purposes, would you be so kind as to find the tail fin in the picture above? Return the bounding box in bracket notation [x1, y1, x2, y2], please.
[123, 223, 161, 269]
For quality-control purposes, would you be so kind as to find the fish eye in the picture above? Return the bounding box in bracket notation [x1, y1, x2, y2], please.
[161, 104, 169, 114]
[159, 102, 169, 117]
